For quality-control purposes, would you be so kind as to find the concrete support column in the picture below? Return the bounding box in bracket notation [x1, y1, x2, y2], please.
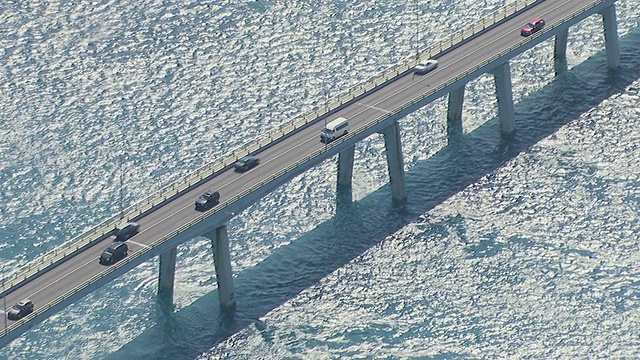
[381, 122, 407, 203]
[492, 62, 516, 137]
[209, 225, 236, 311]
[337, 145, 355, 204]
[446, 85, 465, 141]
[601, 4, 620, 70]
[337, 145, 355, 188]
[158, 246, 177, 307]
[554, 29, 569, 75]
[447, 85, 465, 124]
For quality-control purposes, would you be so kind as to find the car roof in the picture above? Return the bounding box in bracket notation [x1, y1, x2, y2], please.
[116, 221, 138, 229]
[17, 299, 32, 305]
[108, 241, 126, 250]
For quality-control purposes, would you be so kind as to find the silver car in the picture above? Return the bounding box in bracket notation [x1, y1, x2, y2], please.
[414, 59, 439, 75]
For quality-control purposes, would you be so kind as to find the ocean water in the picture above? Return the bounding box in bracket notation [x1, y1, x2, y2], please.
[0, 0, 638, 359]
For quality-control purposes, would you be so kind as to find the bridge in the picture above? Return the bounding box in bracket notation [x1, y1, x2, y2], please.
[0, 0, 621, 348]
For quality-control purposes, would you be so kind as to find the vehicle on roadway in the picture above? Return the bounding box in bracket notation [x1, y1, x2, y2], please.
[7, 299, 34, 320]
[234, 155, 260, 172]
[320, 117, 350, 143]
[99, 241, 128, 265]
[114, 221, 139, 241]
[195, 190, 220, 210]
[521, 17, 545, 36]
[413, 59, 439, 75]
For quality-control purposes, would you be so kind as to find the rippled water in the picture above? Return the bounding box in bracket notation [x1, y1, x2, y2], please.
[0, 1, 638, 359]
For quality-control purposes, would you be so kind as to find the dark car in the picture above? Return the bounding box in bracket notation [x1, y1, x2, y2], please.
[521, 17, 545, 36]
[115, 221, 139, 241]
[195, 190, 220, 210]
[99, 241, 128, 265]
[234, 155, 260, 172]
[7, 299, 34, 320]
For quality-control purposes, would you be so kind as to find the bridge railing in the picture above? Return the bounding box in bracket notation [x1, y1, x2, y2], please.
[1, 0, 534, 294]
[0, 0, 605, 304]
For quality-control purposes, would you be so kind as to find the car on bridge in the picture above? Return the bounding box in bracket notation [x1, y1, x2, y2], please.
[320, 117, 350, 143]
[521, 17, 545, 36]
[115, 221, 139, 241]
[99, 241, 128, 265]
[414, 59, 438, 75]
[195, 190, 220, 210]
[234, 155, 260, 172]
[7, 299, 34, 320]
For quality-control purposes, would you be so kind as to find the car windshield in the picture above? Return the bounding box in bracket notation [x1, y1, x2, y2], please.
[524, 23, 534, 29]
[321, 128, 332, 134]
[103, 250, 113, 256]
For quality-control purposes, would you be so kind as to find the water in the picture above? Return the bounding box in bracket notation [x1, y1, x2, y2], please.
[1, 1, 639, 359]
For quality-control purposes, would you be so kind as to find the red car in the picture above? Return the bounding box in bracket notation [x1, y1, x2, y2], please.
[521, 17, 545, 36]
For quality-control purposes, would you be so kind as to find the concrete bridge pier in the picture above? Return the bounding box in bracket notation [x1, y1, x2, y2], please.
[447, 85, 465, 141]
[601, 4, 620, 70]
[337, 145, 355, 188]
[554, 29, 569, 75]
[337, 145, 355, 205]
[208, 225, 236, 311]
[491, 62, 516, 137]
[381, 122, 407, 203]
[158, 247, 177, 308]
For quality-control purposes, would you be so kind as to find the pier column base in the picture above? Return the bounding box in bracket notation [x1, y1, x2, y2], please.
[209, 225, 236, 311]
[381, 122, 407, 203]
[554, 29, 569, 75]
[158, 246, 177, 308]
[601, 4, 620, 70]
[492, 62, 516, 137]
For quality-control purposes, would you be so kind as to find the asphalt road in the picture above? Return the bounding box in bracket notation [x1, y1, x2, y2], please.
[1, 0, 598, 333]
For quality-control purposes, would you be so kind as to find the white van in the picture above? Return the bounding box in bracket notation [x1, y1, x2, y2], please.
[320, 117, 350, 143]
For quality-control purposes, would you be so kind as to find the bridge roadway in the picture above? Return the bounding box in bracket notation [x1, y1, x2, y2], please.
[1, 0, 604, 337]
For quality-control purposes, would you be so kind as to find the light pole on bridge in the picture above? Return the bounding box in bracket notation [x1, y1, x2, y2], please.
[118, 152, 129, 219]
[415, 0, 420, 59]
[2, 265, 7, 331]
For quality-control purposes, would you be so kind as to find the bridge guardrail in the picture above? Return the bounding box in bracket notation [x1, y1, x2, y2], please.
[10, 0, 540, 287]
[0, 0, 604, 306]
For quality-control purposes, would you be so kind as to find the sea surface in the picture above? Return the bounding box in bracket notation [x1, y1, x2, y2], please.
[0, 0, 639, 359]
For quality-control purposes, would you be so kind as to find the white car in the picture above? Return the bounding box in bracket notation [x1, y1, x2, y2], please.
[414, 59, 438, 75]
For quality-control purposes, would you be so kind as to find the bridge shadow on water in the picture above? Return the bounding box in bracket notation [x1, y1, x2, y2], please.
[107, 32, 639, 360]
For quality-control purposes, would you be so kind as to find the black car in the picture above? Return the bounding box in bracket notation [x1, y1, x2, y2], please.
[114, 221, 139, 241]
[7, 299, 34, 320]
[99, 241, 128, 265]
[233, 155, 260, 172]
[195, 190, 220, 210]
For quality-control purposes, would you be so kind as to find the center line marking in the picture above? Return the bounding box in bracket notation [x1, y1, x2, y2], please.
[355, 102, 392, 113]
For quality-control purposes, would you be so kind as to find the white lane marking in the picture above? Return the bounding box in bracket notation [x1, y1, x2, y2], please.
[355, 102, 392, 113]
[31, 256, 106, 298]
[126, 240, 151, 249]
